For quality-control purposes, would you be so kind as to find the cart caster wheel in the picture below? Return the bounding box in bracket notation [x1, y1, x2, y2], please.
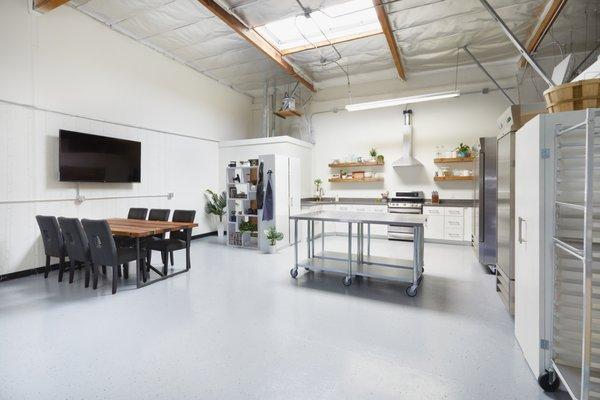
[538, 371, 560, 392]
[290, 268, 298, 279]
[343, 276, 352, 286]
[406, 286, 418, 297]
[304, 267, 310, 271]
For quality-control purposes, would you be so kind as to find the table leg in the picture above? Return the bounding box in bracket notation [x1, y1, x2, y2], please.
[321, 221, 325, 257]
[306, 220, 311, 260]
[406, 225, 423, 297]
[291, 219, 299, 279]
[367, 223, 371, 256]
[344, 222, 352, 286]
[136, 238, 141, 289]
[310, 220, 315, 258]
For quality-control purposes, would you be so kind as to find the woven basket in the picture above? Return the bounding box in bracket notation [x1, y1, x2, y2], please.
[543, 79, 600, 113]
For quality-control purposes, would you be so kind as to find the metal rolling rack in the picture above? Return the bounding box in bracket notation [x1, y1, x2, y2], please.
[545, 109, 600, 399]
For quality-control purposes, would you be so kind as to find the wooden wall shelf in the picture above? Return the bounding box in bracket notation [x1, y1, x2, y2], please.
[329, 161, 384, 168]
[434, 157, 475, 163]
[274, 109, 302, 119]
[434, 176, 474, 182]
[329, 177, 384, 183]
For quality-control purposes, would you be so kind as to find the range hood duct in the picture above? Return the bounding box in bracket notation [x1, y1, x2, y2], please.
[393, 110, 423, 168]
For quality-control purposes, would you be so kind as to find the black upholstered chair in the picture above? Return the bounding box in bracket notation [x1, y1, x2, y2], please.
[128, 208, 148, 220]
[147, 210, 195, 275]
[35, 216, 67, 281]
[58, 217, 94, 287]
[81, 219, 145, 294]
[146, 209, 171, 266]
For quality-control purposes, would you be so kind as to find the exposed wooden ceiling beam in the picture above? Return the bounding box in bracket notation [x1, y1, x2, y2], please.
[281, 30, 383, 56]
[195, 0, 316, 92]
[518, 0, 568, 67]
[33, 0, 70, 13]
[372, 0, 406, 80]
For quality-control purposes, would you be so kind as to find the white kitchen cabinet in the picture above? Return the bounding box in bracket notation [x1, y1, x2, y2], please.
[423, 206, 444, 240]
[463, 207, 473, 242]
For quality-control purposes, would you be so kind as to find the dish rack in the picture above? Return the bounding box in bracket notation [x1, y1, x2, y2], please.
[547, 109, 600, 399]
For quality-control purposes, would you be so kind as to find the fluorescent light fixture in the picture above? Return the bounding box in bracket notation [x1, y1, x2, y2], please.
[345, 90, 461, 112]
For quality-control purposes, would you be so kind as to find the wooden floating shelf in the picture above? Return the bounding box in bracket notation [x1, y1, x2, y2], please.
[434, 157, 475, 163]
[329, 161, 384, 168]
[274, 109, 302, 119]
[329, 178, 384, 183]
[434, 176, 474, 181]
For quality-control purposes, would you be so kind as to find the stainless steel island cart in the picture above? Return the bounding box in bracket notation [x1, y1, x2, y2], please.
[289, 210, 427, 297]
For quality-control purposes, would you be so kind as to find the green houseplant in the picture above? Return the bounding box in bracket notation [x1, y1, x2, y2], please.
[456, 143, 471, 158]
[264, 226, 284, 253]
[204, 189, 226, 237]
[369, 148, 377, 161]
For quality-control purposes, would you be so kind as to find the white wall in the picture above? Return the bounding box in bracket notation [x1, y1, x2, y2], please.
[0, 0, 252, 275]
[218, 136, 313, 197]
[309, 92, 508, 200]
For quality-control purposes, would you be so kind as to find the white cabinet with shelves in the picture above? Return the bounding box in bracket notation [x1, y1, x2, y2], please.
[423, 206, 472, 244]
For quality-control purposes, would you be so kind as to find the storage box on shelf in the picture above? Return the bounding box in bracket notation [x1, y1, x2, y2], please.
[328, 159, 384, 183]
[433, 156, 474, 182]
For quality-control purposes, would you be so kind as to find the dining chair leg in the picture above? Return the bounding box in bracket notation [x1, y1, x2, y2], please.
[102, 265, 106, 275]
[147, 249, 152, 267]
[112, 265, 118, 294]
[84, 262, 91, 288]
[170, 251, 174, 266]
[162, 252, 168, 276]
[123, 263, 129, 279]
[92, 264, 98, 290]
[141, 258, 147, 282]
[69, 259, 76, 284]
[118, 265, 122, 278]
[44, 255, 50, 279]
[58, 256, 65, 282]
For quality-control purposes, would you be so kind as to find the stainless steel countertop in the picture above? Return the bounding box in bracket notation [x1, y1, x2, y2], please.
[423, 199, 473, 207]
[290, 210, 426, 226]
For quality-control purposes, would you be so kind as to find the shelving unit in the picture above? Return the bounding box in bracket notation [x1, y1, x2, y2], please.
[549, 109, 599, 399]
[274, 109, 302, 119]
[329, 177, 383, 183]
[433, 176, 473, 182]
[226, 164, 259, 248]
[434, 156, 475, 163]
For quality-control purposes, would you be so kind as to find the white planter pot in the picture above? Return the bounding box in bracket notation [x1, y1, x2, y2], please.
[266, 244, 278, 254]
[217, 222, 225, 237]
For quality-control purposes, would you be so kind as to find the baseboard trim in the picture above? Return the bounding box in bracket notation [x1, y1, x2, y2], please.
[1, 232, 219, 283]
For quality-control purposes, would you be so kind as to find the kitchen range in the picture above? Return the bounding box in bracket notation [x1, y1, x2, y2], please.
[387, 191, 425, 241]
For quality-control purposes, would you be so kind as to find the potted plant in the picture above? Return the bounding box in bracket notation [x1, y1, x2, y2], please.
[369, 148, 377, 162]
[239, 220, 258, 246]
[204, 189, 226, 237]
[264, 226, 284, 253]
[455, 143, 471, 158]
[376, 154, 384, 164]
[314, 178, 323, 201]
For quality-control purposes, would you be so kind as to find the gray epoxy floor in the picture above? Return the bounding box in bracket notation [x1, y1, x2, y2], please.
[0, 237, 568, 400]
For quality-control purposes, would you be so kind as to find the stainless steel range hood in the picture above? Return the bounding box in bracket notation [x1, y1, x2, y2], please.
[393, 110, 423, 168]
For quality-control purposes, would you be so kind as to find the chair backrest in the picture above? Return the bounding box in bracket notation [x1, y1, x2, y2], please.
[58, 217, 90, 263]
[81, 219, 118, 267]
[35, 215, 65, 258]
[148, 209, 170, 221]
[127, 208, 148, 220]
[170, 210, 196, 241]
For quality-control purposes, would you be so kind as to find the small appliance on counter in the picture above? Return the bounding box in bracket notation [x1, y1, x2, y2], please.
[387, 191, 425, 241]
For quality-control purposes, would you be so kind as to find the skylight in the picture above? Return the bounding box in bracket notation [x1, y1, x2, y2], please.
[256, 0, 382, 52]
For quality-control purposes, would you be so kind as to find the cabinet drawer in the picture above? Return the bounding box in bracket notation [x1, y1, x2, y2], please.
[423, 207, 443, 216]
[444, 227, 464, 241]
[444, 207, 464, 217]
[444, 216, 464, 229]
[354, 205, 368, 212]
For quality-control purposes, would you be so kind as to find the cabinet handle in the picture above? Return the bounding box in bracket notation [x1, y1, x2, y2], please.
[518, 217, 526, 244]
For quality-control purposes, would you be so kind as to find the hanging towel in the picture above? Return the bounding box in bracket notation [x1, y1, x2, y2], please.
[257, 162, 264, 209]
[262, 172, 273, 221]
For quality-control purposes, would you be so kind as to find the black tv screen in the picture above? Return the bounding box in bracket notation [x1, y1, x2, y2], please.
[59, 130, 141, 182]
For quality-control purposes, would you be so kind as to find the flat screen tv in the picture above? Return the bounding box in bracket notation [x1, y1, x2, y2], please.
[59, 130, 141, 182]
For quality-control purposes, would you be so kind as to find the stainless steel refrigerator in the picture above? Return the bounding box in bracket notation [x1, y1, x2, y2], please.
[472, 137, 497, 270]
[496, 130, 514, 313]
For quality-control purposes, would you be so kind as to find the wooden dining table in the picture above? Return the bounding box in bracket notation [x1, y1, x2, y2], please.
[107, 218, 198, 288]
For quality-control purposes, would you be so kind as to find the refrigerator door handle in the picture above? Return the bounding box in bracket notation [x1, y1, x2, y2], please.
[518, 217, 526, 244]
[479, 150, 485, 242]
